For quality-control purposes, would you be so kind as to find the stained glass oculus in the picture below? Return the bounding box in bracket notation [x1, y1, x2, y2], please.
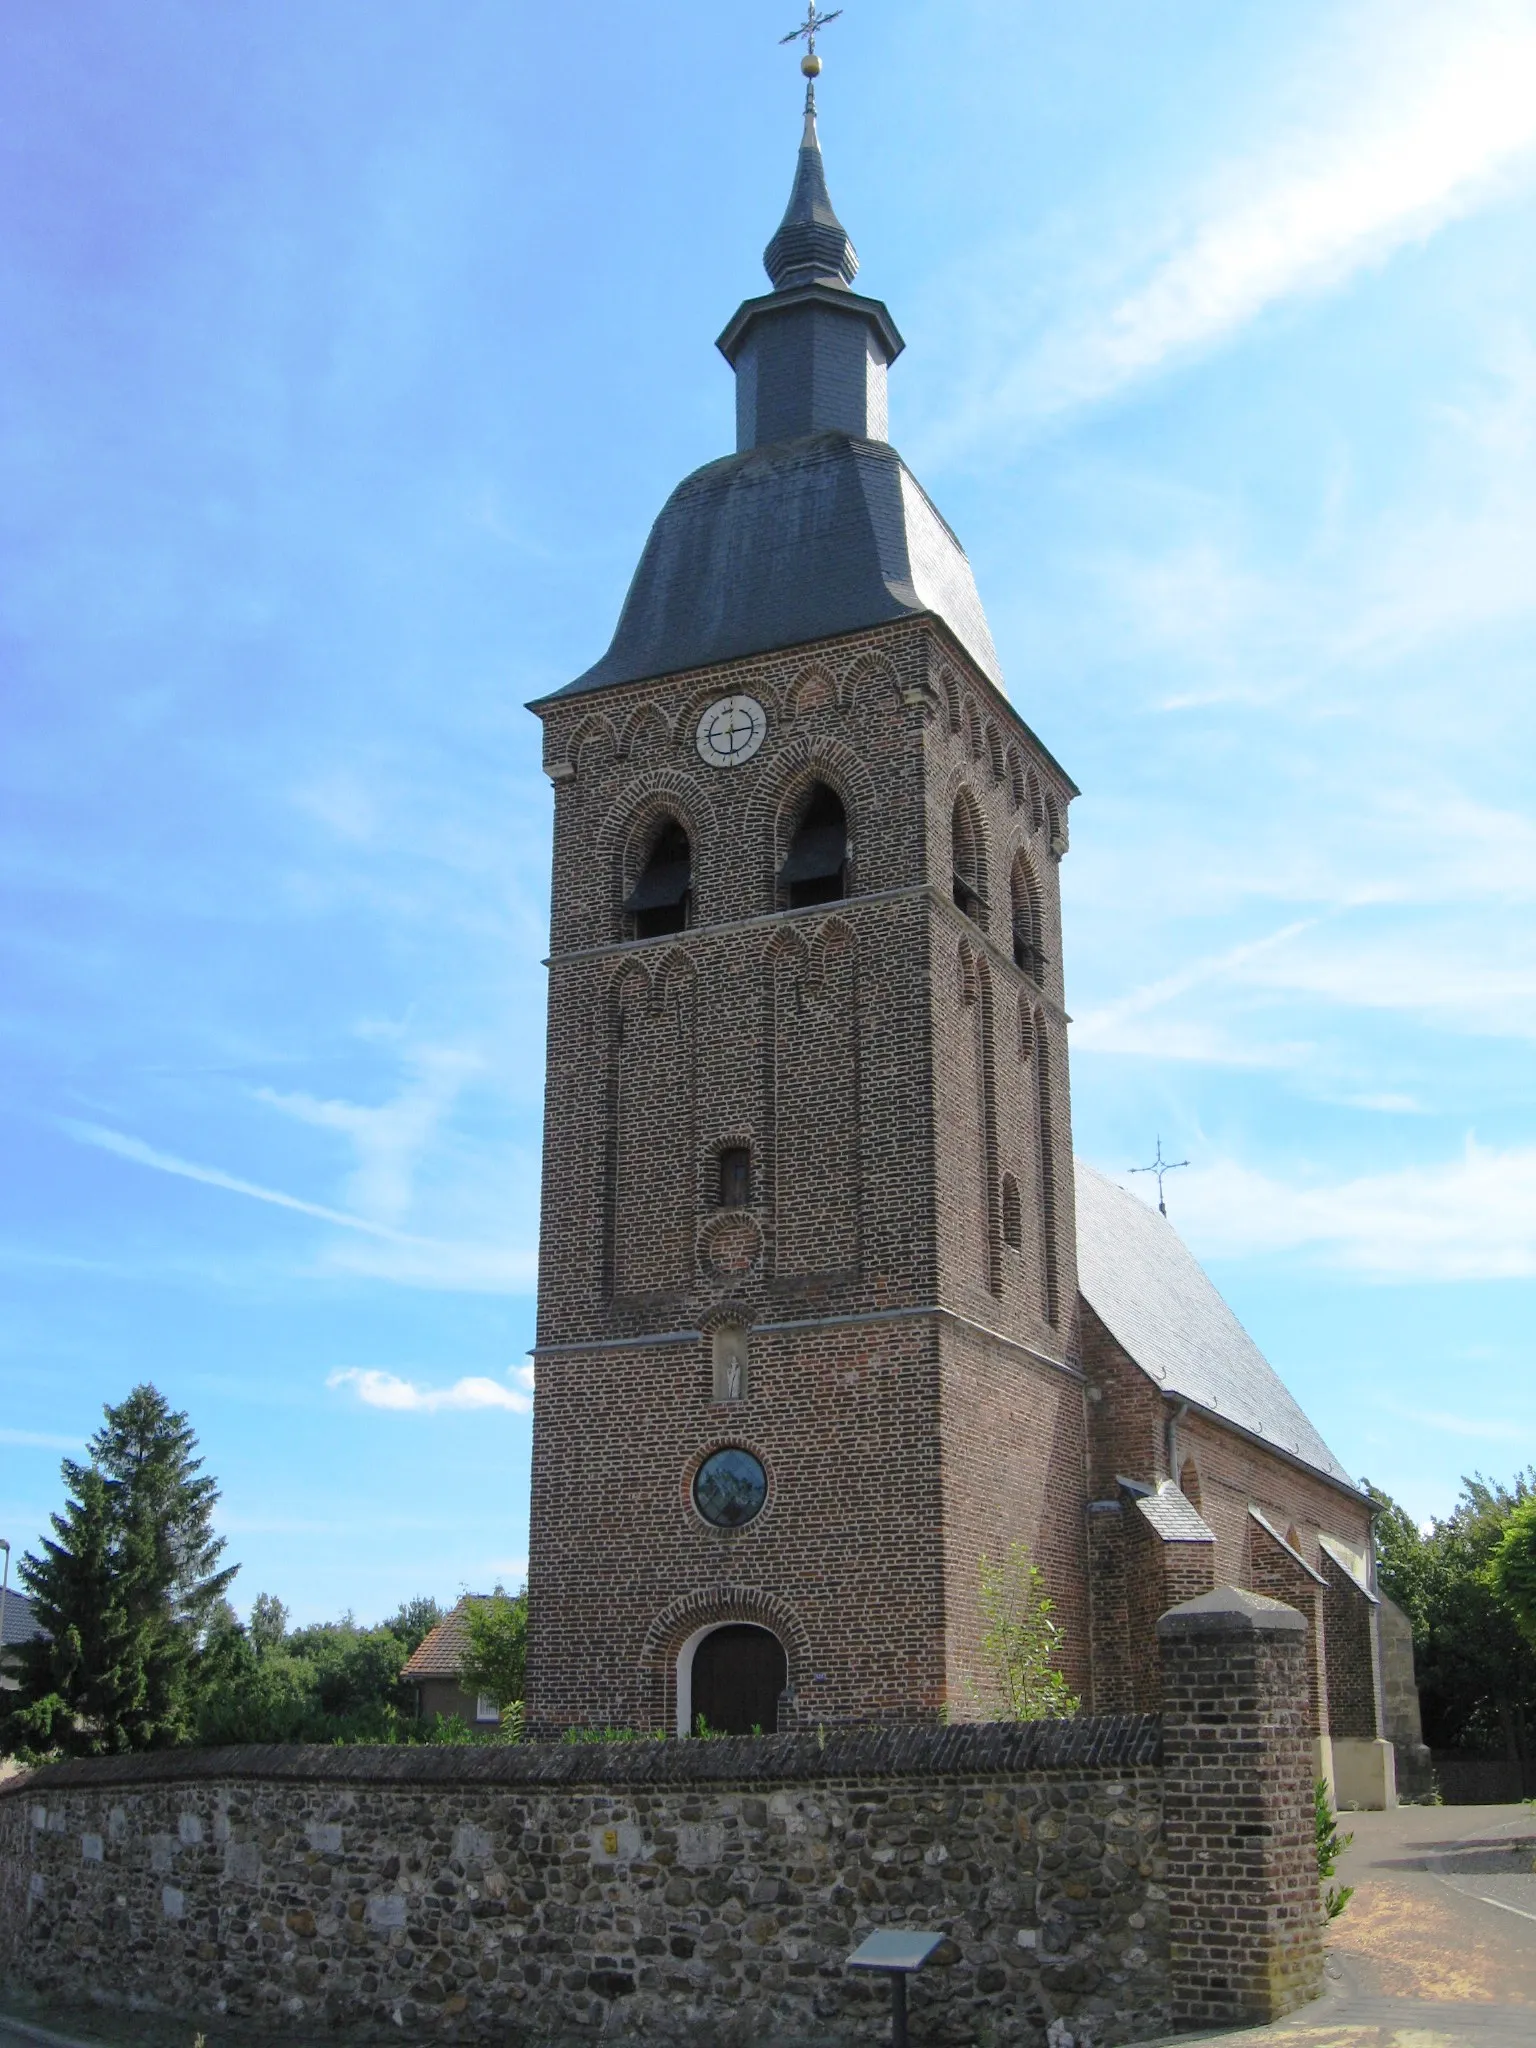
[693, 1448, 768, 1528]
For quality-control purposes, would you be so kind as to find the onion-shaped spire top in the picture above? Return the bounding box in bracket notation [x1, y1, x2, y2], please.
[763, 82, 859, 293]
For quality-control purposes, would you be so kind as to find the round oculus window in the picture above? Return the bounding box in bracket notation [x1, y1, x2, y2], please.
[693, 1447, 768, 1529]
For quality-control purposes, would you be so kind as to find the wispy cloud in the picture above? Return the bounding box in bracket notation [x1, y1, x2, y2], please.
[1122, 1138, 1536, 1280]
[64, 1121, 538, 1294]
[0, 1428, 82, 1452]
[328, 1365, 535, 1415]
[1072, 921, 1316, 1059]
[65, 1121, 407, 1240]
[938, 0, 1536, 444]
[258, 1044, 481, 1226]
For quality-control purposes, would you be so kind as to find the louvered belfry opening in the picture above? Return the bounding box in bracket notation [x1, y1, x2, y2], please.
[626, 817, 692, 938]
[780, 782, 848, 909]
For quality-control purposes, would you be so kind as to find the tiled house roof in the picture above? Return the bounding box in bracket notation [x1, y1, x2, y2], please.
[1, 1588, 42, 1650]
[400, 1596, 488, 1684]
[1075, 1162, 1361, 1495]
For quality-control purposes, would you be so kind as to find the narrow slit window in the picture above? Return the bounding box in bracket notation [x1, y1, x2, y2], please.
[951, 793, 986, 925]
[1010, 852, 1048, 981]
[718, 1145, 751, 1208]
[625, 818, 692, 938]
[780, 783, 848, 909]
[1001, 1173, 1022, 1250]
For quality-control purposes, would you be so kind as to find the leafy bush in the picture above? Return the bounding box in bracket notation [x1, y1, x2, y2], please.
[1488, 1498, 1536, 1649]
[458, 1590, 527, 1714]
[1368, 1469, 1536, 1759]
[965, 1541, 1079, 1721]
[1315, 1777, 1354, 1920]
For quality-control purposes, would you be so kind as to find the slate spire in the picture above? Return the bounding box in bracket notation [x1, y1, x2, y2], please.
[763, 83, 859, 292]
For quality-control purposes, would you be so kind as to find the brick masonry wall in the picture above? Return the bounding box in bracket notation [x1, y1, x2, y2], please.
[1157, 1593, 1324, 2028]
[936, 1321, 1091, 1709]
[1319, 1552, 1381, 1743]
[525, 1319, 948, 1737]
[1245, 1520, 1327, 1742]
[1077, 1323, 1381, 1742]
[1077, 1311, 1166, 1502]
[527, 619, 1083, 1734]
[0, 1723, 1167, 2048]
[1169, 1412, 1372, 1591]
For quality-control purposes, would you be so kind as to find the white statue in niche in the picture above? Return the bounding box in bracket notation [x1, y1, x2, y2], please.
[712, 1326, 748, 1403]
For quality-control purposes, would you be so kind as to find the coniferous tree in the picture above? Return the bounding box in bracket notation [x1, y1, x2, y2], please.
[6, 1466, 152, 1754]
[2, 1385, 237, 1756]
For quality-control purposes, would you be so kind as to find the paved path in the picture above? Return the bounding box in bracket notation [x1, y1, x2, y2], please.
[4, 1803, 1532, 2047]
[1173, 1802, 1536, 2048]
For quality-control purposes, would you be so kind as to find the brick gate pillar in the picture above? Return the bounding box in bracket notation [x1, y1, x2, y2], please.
[1157, 1586, 1324, 2029]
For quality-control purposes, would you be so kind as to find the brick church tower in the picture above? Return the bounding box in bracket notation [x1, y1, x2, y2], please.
[524, 84, 1085, 1738]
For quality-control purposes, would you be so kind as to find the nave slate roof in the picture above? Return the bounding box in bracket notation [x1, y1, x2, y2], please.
[1074, 1162, 1361, 1495]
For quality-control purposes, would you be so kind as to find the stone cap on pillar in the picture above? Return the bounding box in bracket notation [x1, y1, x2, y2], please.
[1157, 1585, 1306, 1637]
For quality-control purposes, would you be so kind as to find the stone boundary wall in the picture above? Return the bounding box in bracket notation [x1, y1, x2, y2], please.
[1, 1719, 1165, 2048]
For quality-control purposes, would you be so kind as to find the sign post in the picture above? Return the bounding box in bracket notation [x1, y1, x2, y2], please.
[847, 1928, 946, 2047]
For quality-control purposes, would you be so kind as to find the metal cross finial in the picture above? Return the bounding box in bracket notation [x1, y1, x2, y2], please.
[781, 2, 843, 72]
[1130, 1136, 1189, 1218]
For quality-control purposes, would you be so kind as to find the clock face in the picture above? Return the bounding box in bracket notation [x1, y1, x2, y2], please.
[695, 694, 768, 769]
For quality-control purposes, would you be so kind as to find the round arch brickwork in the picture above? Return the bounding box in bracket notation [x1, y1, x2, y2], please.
[744, 734, 878, 910]
[595, 772, 719, 937]
[616, 700, 674, 762]
[841, 649, 902, 713]
[640, 1584, 814, 1734]
[557, 711, 618, 778]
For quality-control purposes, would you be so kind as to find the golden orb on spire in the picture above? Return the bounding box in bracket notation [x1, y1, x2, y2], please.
[781, 6, 841, 81]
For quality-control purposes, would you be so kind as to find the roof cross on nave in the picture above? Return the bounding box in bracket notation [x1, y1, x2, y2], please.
[1130, 1135, 1189, 1219]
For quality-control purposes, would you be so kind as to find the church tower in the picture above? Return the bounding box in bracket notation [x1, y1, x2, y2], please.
[524, 77, 1085, 1738]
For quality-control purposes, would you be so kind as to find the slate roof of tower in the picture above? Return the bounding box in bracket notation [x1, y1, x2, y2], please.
[1074, 1162, 1361, 1495]
[555, 434, 1004, 699]
[764, 87, 859, 291]
[545, 90, 1006, 703]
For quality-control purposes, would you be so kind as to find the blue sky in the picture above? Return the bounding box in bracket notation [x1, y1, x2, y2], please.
[3, 0, 1535, 1624]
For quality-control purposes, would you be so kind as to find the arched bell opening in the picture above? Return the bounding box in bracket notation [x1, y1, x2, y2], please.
[676, 1622, 787, 1737]
[779, 781, 849, 909]
[625, 816, 692, 939]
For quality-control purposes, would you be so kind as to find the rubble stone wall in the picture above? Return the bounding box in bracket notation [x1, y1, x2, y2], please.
[0, 1720, 1166, 2048]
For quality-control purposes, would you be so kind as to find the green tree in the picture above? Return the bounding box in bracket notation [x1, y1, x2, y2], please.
[4, 1467, 151, 1756]
[196, 1617, 414, 1746]
[2, 1385, 237, 1758]
[1488, 1497, 1536, 1648]
[967, 1542, 1078, 1721]
[249, 1592, 289, 1655]
[459, 1589, 528, 1733]
[385, 1595, 445, 1655]
[1366, 1471, 1536, 1761]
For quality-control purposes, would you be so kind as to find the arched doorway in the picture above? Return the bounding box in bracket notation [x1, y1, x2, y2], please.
[688, 1624, 786, 1736]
